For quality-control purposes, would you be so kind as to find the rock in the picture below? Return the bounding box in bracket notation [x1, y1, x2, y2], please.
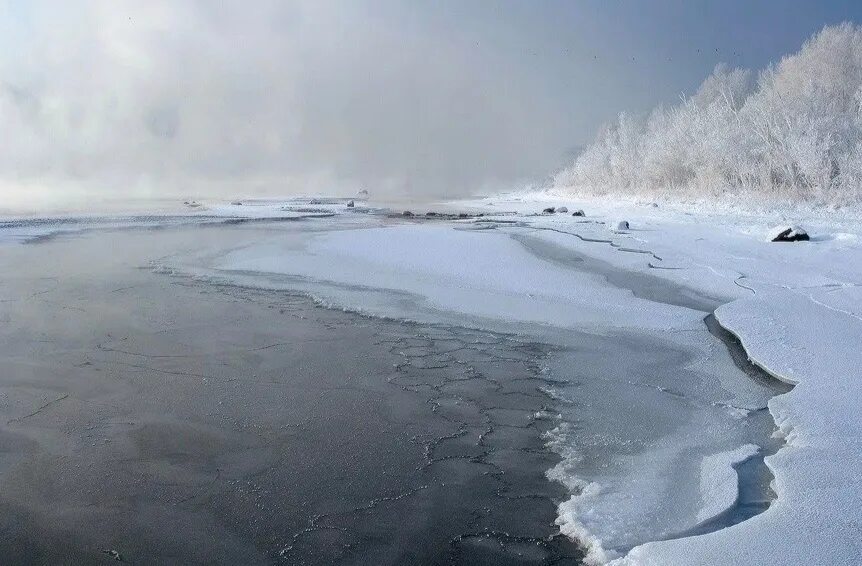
[614, 220, 630, 231]
[651, 202, 659, 208]
[557, 206, 568, 213]
[231, 201, 242, 206]
[572, 209, 585, 217]
[402, 210, 414, 217]
[346, 200, 355, 208]
[542, 207, 556, 214]
[458, 213, 469, 218]
[426, 211, 438, 217]
[769, 225, 809, 242]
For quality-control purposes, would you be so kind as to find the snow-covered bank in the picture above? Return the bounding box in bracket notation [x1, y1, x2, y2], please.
[449, 194, 862, 564]
[639, 284, 862, 565]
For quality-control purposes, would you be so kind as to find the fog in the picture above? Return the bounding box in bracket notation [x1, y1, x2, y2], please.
[0, 1, 574, 207]
[2, 1, 860, 209]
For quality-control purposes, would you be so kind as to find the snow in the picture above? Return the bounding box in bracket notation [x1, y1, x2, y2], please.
[696, 444, 759, 523]
[551, 443, 762, 563]
[212, 222, 699, 333]
[450, 193, 862, 565]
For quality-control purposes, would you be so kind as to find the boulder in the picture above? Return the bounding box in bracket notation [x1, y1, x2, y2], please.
[614, 220, 630, 231]
[769, 225, 809, 242]
[572, 209, 585, 217]
[426, 211, 438, 217]
[231, 201, 242, 206]
[402, 210, 414, 217]
[542, 207, 556, 214]
[346, 200, 355, 208]
[557, 206, 568, 213]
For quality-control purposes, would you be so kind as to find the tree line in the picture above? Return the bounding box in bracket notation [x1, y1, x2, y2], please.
[554, 23, 862, 206]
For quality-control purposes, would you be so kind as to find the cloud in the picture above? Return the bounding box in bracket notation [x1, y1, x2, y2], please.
[0, 0, 568, 204]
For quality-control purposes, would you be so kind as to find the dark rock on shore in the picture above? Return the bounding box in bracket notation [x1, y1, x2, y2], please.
[572, 209, 585, 217]
[769, 225, 809, 242]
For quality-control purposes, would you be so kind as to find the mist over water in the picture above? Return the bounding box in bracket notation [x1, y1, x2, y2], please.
[0, 1, 576, 209]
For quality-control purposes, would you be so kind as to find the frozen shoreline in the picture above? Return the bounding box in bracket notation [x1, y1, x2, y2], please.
[451, 193, 862, 565]
[3, 194, 859, 563]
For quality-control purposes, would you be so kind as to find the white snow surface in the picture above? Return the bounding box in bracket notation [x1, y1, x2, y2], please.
[216, 222, 699, 332]
[696, 444, 759, 523]
[450, 193, 862, 565]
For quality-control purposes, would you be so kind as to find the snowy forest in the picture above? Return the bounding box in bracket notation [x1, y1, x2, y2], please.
[553, 23, 862, 206]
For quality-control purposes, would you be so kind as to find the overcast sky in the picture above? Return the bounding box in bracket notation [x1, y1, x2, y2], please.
[2, 0, 862, 207]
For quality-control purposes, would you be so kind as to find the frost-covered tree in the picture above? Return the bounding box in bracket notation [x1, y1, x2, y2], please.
[554, 23, 862, 206]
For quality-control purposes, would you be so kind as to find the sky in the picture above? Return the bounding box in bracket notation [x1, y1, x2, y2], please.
[2, 0, 862, 208]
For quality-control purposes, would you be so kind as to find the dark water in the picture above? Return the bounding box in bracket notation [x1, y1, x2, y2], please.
[0, 228, 582, 565]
